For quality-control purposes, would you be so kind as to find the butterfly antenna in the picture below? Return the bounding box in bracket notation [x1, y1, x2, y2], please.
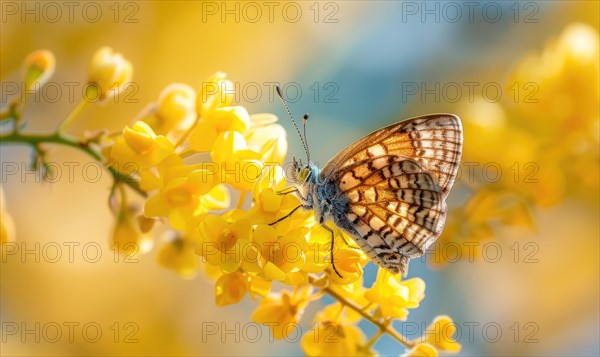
[302, 113, 311, 164]
[276, 86, 310, 162]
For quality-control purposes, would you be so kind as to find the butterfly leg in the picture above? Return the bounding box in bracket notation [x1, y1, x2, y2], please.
[276, 187, 299, 195]
[268, 205, 310, 226]
[338, 234, 361, 250]
[321, 224, 343, 278]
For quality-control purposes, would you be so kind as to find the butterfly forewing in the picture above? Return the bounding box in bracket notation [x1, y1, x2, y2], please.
[321, 114, 462, 275]
[321, 114, 462, 199]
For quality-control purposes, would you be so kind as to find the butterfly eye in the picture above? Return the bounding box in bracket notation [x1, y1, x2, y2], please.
[298, 167, 310, 182]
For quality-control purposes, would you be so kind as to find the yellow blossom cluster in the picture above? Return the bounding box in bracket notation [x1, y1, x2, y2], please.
[1, 46, 462, 356]
[432, 23, 599, 266]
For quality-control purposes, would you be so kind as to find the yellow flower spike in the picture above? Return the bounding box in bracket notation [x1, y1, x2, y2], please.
[111, 204, 153, 255]
[215, 272, 248, 306]
[301, 321, 371, 356]
[197, 72, 235, 118]
[329, 247, 367, 285]
[402, 343, 438, 357]
[144, 83, 197, 136]
[157, 234, 199, 279]
[87, 46, 133, 102]
[251, 287, 312, 340]
[0, 187, 15, 244]
[365, 269, 426, 320]
[424, 315, 462, 353]
[22, 49, 55, 91]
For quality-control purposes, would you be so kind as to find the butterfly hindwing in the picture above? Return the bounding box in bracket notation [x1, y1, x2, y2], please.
[331, 156, 446, 275]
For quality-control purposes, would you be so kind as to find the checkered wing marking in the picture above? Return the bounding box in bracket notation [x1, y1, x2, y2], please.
[333, 156, 447, 274]
[320, 114, 462, 275]
[321, 114, 462, 199]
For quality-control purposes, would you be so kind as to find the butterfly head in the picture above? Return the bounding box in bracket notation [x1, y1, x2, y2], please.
[292, 156, 317, 184]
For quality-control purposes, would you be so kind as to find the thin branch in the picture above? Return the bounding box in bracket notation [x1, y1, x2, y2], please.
[308, 275, 415, 348]
[0, 131, 146, 197]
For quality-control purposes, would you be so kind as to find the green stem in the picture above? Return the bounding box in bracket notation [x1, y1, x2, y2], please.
[58, 99, 89, 132]
[0, 131, 146, 197]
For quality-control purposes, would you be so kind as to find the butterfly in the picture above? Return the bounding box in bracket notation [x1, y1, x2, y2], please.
[272, 87, 463, 277]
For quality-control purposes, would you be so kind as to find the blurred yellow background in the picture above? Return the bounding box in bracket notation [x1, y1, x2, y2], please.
[1, 1, 598, 356]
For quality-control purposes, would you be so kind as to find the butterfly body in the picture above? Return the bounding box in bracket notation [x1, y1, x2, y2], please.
[290, 114, 463, 276]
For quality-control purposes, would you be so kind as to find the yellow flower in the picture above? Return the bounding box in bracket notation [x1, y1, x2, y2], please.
[143, 83, 197, 137]
[22, 49, 55, 91]
[0, 187, 15, 244]
[402, 343, 438, 357]
[157, 233, 199, 279]
[109, 121, 176, 170]
[195, 213, 252, 272]
[144, 164, 221, 230]
[301, 321, 371, 356]
[87, 46, 133, 102]
[111, 204, 153, 255]
[245, 224, 308, 283]
[197, 71, 235, 118]
[246, 187, 306, 229]
[365, 269, 425, 320]
[189, 106, 251, 152]
[423, 315, 461, 353]
[251, 286, 312, 340]
[209, 131, 263, 191]
[246, 113, 288, 164]
[303, 224, 331, 274]
[215, 271, 248, 306]
[329, 248, 367, 285]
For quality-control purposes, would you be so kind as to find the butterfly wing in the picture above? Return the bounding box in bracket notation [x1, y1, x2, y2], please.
[321, 114, 462, 199]
[321, 114, 463, 275]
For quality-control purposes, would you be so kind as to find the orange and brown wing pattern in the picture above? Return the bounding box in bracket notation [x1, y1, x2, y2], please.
[321, 114, 462, 199]
[334, 157, 446, 275]
[322, 115, 462, 275]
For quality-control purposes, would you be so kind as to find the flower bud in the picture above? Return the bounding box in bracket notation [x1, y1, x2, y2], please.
[22, 49, 55, 91]
[87, 47, 133, 102]
[145, 83, 196, 135]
